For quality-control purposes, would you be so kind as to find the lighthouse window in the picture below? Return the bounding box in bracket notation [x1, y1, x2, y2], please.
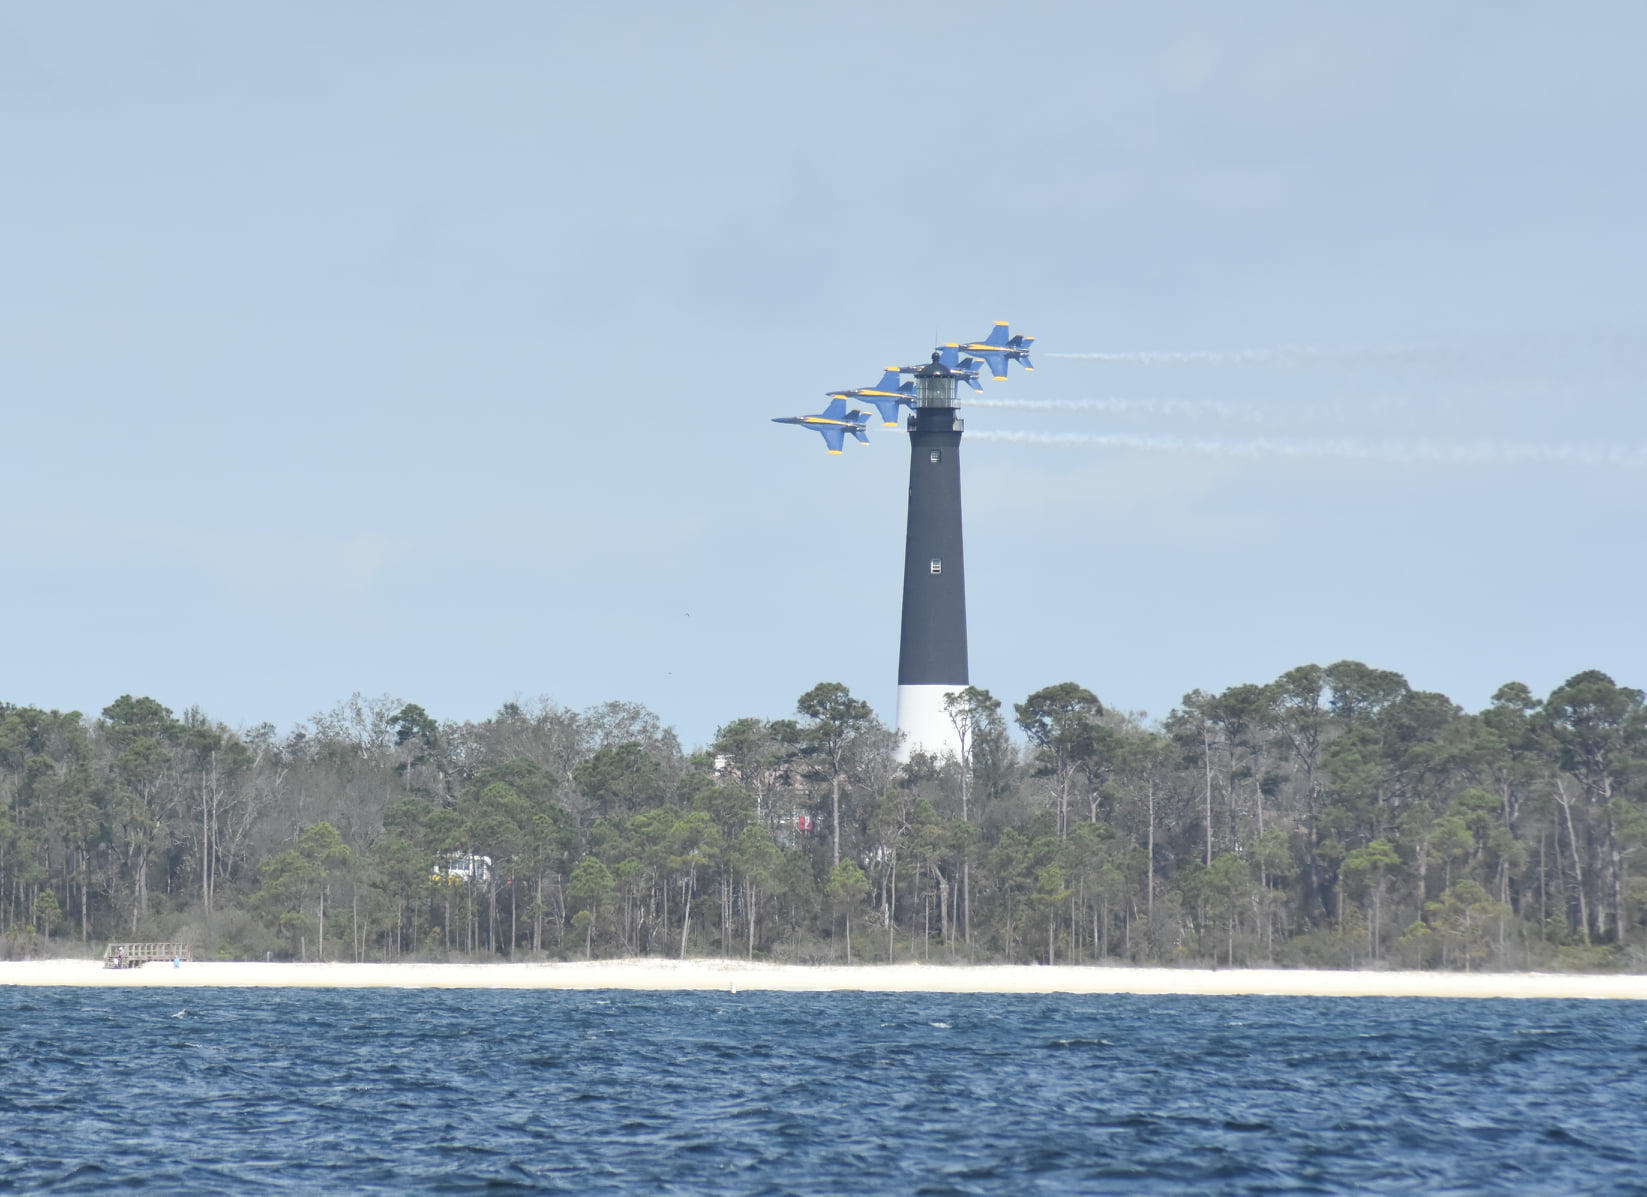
[929, 449, 942, 464]
[930, 557, 942, 575]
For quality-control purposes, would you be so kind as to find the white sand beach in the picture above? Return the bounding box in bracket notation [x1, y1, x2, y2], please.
[3, 957, 1646, 999]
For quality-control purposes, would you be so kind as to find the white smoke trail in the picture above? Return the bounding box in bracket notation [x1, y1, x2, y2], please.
[1046, 346, 1439, 368]
[1048, 332, 1647, 373]
[969, 430, 1647, 467]
[964, 396, 1278, 423]
[964, 394, 1415, 425]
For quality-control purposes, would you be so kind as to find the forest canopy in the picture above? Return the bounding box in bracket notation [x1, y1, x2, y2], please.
[2, 663, 1643, 972]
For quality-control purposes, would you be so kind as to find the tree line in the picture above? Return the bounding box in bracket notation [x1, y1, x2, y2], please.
[1, 663, 1643, 971]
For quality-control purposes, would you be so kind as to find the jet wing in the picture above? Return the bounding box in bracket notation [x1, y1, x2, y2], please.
[818, 425, 847, 454]
[975, 350, 1009, 380]
[861, 396, 904, 426]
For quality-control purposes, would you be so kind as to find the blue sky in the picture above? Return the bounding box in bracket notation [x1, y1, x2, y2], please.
[4, 3, 1644, 745]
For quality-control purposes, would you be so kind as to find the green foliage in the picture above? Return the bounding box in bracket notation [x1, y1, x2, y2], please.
[3, 663, 1646, 971]
[1015, 683, 1106, 837]
[567, 856, 616, 958]
[389, 703, 440, 749]
[796, 682, 877, 869]
[575, 742, 668, 818]
[256, 822, 350, 958]
[826, 860, 869, 911]
[798, 683, 873, 739]
[1422, 881, 1508, 971]
[32, 888, 62, 939]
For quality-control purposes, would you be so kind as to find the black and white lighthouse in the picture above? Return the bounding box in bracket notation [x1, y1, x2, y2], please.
[895, 352, 969, 760]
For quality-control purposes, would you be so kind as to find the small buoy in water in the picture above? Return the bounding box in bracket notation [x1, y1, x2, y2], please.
[171, 1009, 187, 1018]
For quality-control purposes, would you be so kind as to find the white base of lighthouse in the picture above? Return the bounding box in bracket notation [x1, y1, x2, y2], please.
[895, 684, 965, 763]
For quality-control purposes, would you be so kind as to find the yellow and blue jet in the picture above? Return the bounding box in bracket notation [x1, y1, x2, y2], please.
[773, 396, 871, 454]
[827, 369, 917, 427]
[944, 321, 1035, 381]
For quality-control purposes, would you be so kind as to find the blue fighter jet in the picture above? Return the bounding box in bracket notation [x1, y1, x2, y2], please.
[827, 369, 917, 427]
[898, 345, 986, 392]
[944, 321, 1035, 380]
[773, 396, 871, 454]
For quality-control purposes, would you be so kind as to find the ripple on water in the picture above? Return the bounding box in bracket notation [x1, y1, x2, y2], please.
[1, 989, 1645, 1192]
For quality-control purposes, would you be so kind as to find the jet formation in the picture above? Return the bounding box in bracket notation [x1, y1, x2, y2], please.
[774, 322, 1035, 454]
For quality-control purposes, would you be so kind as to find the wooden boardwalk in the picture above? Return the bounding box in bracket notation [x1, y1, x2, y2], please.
[103, 942, 193, 969]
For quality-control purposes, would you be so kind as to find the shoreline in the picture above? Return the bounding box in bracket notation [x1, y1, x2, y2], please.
[4, 958, 1647, 999]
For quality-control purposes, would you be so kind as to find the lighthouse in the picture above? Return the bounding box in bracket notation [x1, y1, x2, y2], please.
[894, 352, 969, 761]
[791, 323, 1033, 762]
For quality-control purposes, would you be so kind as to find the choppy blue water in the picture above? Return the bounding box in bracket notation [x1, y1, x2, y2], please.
[2, 988, 1645, 1193]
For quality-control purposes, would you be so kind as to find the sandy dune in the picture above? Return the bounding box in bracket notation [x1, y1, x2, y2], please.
[3, 957, 1646, 999]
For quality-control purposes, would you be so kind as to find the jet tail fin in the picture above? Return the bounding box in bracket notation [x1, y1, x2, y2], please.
[1010, 334, 1035, 370]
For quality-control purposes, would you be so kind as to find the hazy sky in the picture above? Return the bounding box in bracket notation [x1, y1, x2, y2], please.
[4, 3, 1644, 746]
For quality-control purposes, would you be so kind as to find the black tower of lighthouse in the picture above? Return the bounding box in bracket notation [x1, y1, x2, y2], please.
[895, 352, 969, 759]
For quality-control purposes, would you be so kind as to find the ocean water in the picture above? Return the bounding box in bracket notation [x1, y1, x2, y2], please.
[2, 988, 1644, 1194]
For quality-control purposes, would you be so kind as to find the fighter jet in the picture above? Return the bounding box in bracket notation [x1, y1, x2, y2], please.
[773, 396, 871, 454]
[944, 321, 1035, 380]
[898, 345, 986, 392]
[827, 369, 916, 427]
